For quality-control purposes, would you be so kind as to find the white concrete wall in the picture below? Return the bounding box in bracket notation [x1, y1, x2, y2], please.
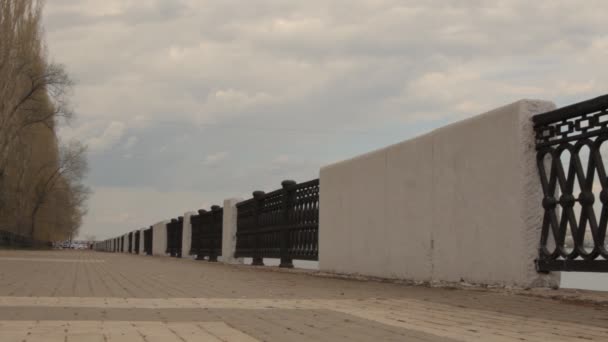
[221, 198, 244, 264]
[319, 100, 560, 288]
[182, 212, 195, 257]
[152, 221, 168, 256]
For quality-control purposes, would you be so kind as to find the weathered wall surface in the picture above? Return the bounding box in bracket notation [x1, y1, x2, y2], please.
[152, 221, 168, 256]
[319, 100, 560, 288]
[221, 198, 243, 264]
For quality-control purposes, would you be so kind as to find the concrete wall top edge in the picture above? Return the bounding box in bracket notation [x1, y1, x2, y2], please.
[320, 99, 553, 172]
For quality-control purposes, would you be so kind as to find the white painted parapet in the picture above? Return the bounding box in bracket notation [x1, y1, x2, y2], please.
[222, 198, 244, 264]
[124, 233, 130, 253]
[182, 212, 196, 258]
[319, 100, 560, 288]
[152, 221, 168, 256]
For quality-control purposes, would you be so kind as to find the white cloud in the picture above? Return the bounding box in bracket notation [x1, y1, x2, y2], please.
[203, 152, 229, 166]
[87, 121, 126, 152]
[42, 1, 608, 239]
[123, 136, 138, 150]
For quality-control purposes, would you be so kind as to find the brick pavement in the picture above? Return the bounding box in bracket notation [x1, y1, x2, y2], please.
[0, 250, 606, 341]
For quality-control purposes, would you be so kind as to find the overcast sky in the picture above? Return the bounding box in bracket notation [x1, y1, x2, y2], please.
[43, 0, 608, 240]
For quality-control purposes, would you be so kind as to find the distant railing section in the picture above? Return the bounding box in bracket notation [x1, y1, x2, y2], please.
[191, 206, 223, 261]
[134, 230, 140, 254]
[166, 217, 183, 257]
[534, 95, 608, 272]
[128, 232, 133, 253]
[235, 179, 319, 267]
[0, 230, 50, 249]
[144, 227, 153, 255]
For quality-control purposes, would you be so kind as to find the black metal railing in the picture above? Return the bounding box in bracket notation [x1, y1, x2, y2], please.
[128, 232, 133, 253]
[191, 206, 223, 261]
[235, 179, 319, 267]
[534, 94, 608, 272]
[144, 227, 153, 255]
[134, 231, 140, 254]
[166, 217, 183, 257]
[120, 236, 125, 252]
[0, 230, 50, 249]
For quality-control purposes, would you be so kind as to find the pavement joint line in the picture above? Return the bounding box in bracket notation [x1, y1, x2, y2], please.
[0, 257, 105, 263]
[0, 296, 606, 342]
[0, 321, 260, 342]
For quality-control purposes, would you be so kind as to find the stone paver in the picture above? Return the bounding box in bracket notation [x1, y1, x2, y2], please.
[0, 250, 606, 341]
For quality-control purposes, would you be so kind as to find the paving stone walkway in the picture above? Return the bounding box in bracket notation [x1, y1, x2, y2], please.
[0, 250, 606, 341]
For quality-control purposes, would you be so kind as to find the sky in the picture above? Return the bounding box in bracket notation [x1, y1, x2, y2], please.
[42, 0, 608, 240]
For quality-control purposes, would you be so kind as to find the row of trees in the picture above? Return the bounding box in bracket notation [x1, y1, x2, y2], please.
[0, 0, 89, 241]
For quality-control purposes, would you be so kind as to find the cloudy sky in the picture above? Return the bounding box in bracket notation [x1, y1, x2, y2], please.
[43, 0, 608, 240]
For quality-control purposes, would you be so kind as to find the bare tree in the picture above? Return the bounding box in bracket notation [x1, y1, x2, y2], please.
[0, 0, 88, 242]
[0, 0, 73, 191]
[28, 140, 89, 237]
[84, 235, 97, 243]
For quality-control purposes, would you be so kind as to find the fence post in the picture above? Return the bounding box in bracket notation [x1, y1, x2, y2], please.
[139, 228, 145, 254]
[252, 190, 266, 266]
[182, 211, 195, 258]
[168, 218, 177, 257]
[147, 225, 153, 255]
[195, 209, 207, 260]
[209, 205, 221, 262]
[280, 180, 297, 268]
[177, 216, 184, 258]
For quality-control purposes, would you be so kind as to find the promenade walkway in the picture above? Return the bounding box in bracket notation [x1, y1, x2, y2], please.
[0, 250, 606, 341]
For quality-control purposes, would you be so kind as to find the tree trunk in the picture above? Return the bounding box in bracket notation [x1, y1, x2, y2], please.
[29, 205, 40, 238]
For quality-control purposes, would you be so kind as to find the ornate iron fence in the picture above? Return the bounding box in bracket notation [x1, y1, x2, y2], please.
[534, 94, 608, 272]
[143, 227, 153, 255]
[235, 179, 319, 267]
[0, 230, 50, 249]
[134, 231, 140, 254]
[128, 232, 133, 253]
[166, 217, 183, 257]
[191, 206, 223, 261]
